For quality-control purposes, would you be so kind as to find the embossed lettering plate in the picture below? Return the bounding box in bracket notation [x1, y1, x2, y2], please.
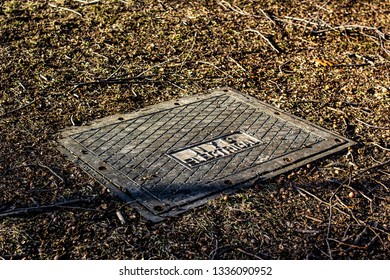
[58, 87, 355, 222]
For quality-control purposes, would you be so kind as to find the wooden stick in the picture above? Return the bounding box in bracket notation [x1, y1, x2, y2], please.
[372, 143, 390, 152]
[356, 118, 390, 130]
[354, 159, 390, 178]
[73, 0, 100, 5]
[244, 29, 280, 53]
[236, 247, 264, 260]
[0, 197, 99, 218]
[37, 162, 65, 184]
[295, 187, 357, 220]
[0, 100, 36, 118]
[48, 3, 83, 17]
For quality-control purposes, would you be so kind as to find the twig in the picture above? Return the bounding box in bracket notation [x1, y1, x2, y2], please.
[228, 57, 247, 73]
[244, 29, 280, 53]
[17, 81, 26, 91]
[325, 185, 344, 260]
[354, 159, 390, 178]
[218, 1, 257, 17]
[279, 61, 294, 73]
[327, 106, 347, 115]
[354, 226, 368, 245]
[48, 3, 83, 17]
[166, 81, 186, 92]
[335, 195, 351, 209]
[37, 162, 65, 184]
[293, 99, 322, 104]
[295, 187, 358, 220]
[313, 24, 386, 35]
[327, 238, 367, 249]
[354, 53, 376, 66]
[218, 0, 276, 25]
[70, 115, 76, 126]
[73, 0, 100, 5]
[295, 229, 321, 235]
[68, 75, 158, 94]
[136, 56, 179, 78]
[235, 247, 264, 260]
[0, 197, 98, 218]
[314, 245, 332, 259]
[345, 185, 373, 203]
[210, 239, 219, 260]
[372, 143, 390, 152]
[372, 179, 389, 191]
[366, 236, 379, 248]
[67, 71, 235, 96]
[276, 15, 389, 55]
[107, 61, 126, 80]
[356, 118, 390, 129]
[0, 100, 36, 118]
[315, 4, 333, 13]
[325, 209, 333, 260]
[303, 1, 332, 34]
[210, 245, 235, 259]
[304, 215, 323, 223]
[179, 32, 197, 72]
[197, 61, 234, 78]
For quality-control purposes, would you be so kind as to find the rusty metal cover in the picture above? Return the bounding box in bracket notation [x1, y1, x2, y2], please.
[57, 87, 355, 222]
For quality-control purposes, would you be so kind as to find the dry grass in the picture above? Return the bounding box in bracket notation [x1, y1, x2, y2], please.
[0, 0, 389, 259]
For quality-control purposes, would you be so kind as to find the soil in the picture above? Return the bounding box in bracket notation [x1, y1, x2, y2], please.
[0, 0, 389, 259]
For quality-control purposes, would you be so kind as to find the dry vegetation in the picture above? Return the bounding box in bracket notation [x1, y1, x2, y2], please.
[0, 0, 389, 259]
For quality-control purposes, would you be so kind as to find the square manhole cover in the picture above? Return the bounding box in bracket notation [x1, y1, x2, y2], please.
[58, 87, 355, 222]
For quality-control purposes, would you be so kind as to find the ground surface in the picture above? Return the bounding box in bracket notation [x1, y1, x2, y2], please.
[0, 0, 389, 259]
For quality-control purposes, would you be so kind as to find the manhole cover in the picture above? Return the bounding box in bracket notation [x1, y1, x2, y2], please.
[58, 87, 355, 222]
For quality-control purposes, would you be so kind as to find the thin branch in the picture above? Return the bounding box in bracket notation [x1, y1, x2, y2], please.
[354, 159, 390, 178]
[295, 229, 321, 234]
[235, 247, 264, 260]
[68, 75, 159, 94]
[48, 3, 83, 17]
[73, 0, 100, 5]
[0, 100, 36, 118]
[135, 56, 179, 78]
[37, 162, 65, 184]
[325, 185, 343, 260]
[244, 29, 280, 53]
[327, 238, 367, 249]
[228, 57, 247, 72]
[372, 179, 389, 191]
[0, 197, 98, 218]
[218, 0, 276, 25]
[295, 187, 358, 221]
[107, 61, 126, 80]
[313, 24, 386, 34]
[179, 32, 197, 72]
[197, 61, 234, 78]
[356, 118, 390, 129]
[372, 143, 390, 152]
[218, 0, 259, 18]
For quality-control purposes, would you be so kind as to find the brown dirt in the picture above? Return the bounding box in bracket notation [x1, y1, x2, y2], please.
[0, 0, 389, 259]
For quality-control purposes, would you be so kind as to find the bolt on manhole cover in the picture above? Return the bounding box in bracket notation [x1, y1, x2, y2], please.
[57, 87, 355, 222]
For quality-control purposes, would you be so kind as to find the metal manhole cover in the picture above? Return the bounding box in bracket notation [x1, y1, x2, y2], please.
[57, 87, 355, 222]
